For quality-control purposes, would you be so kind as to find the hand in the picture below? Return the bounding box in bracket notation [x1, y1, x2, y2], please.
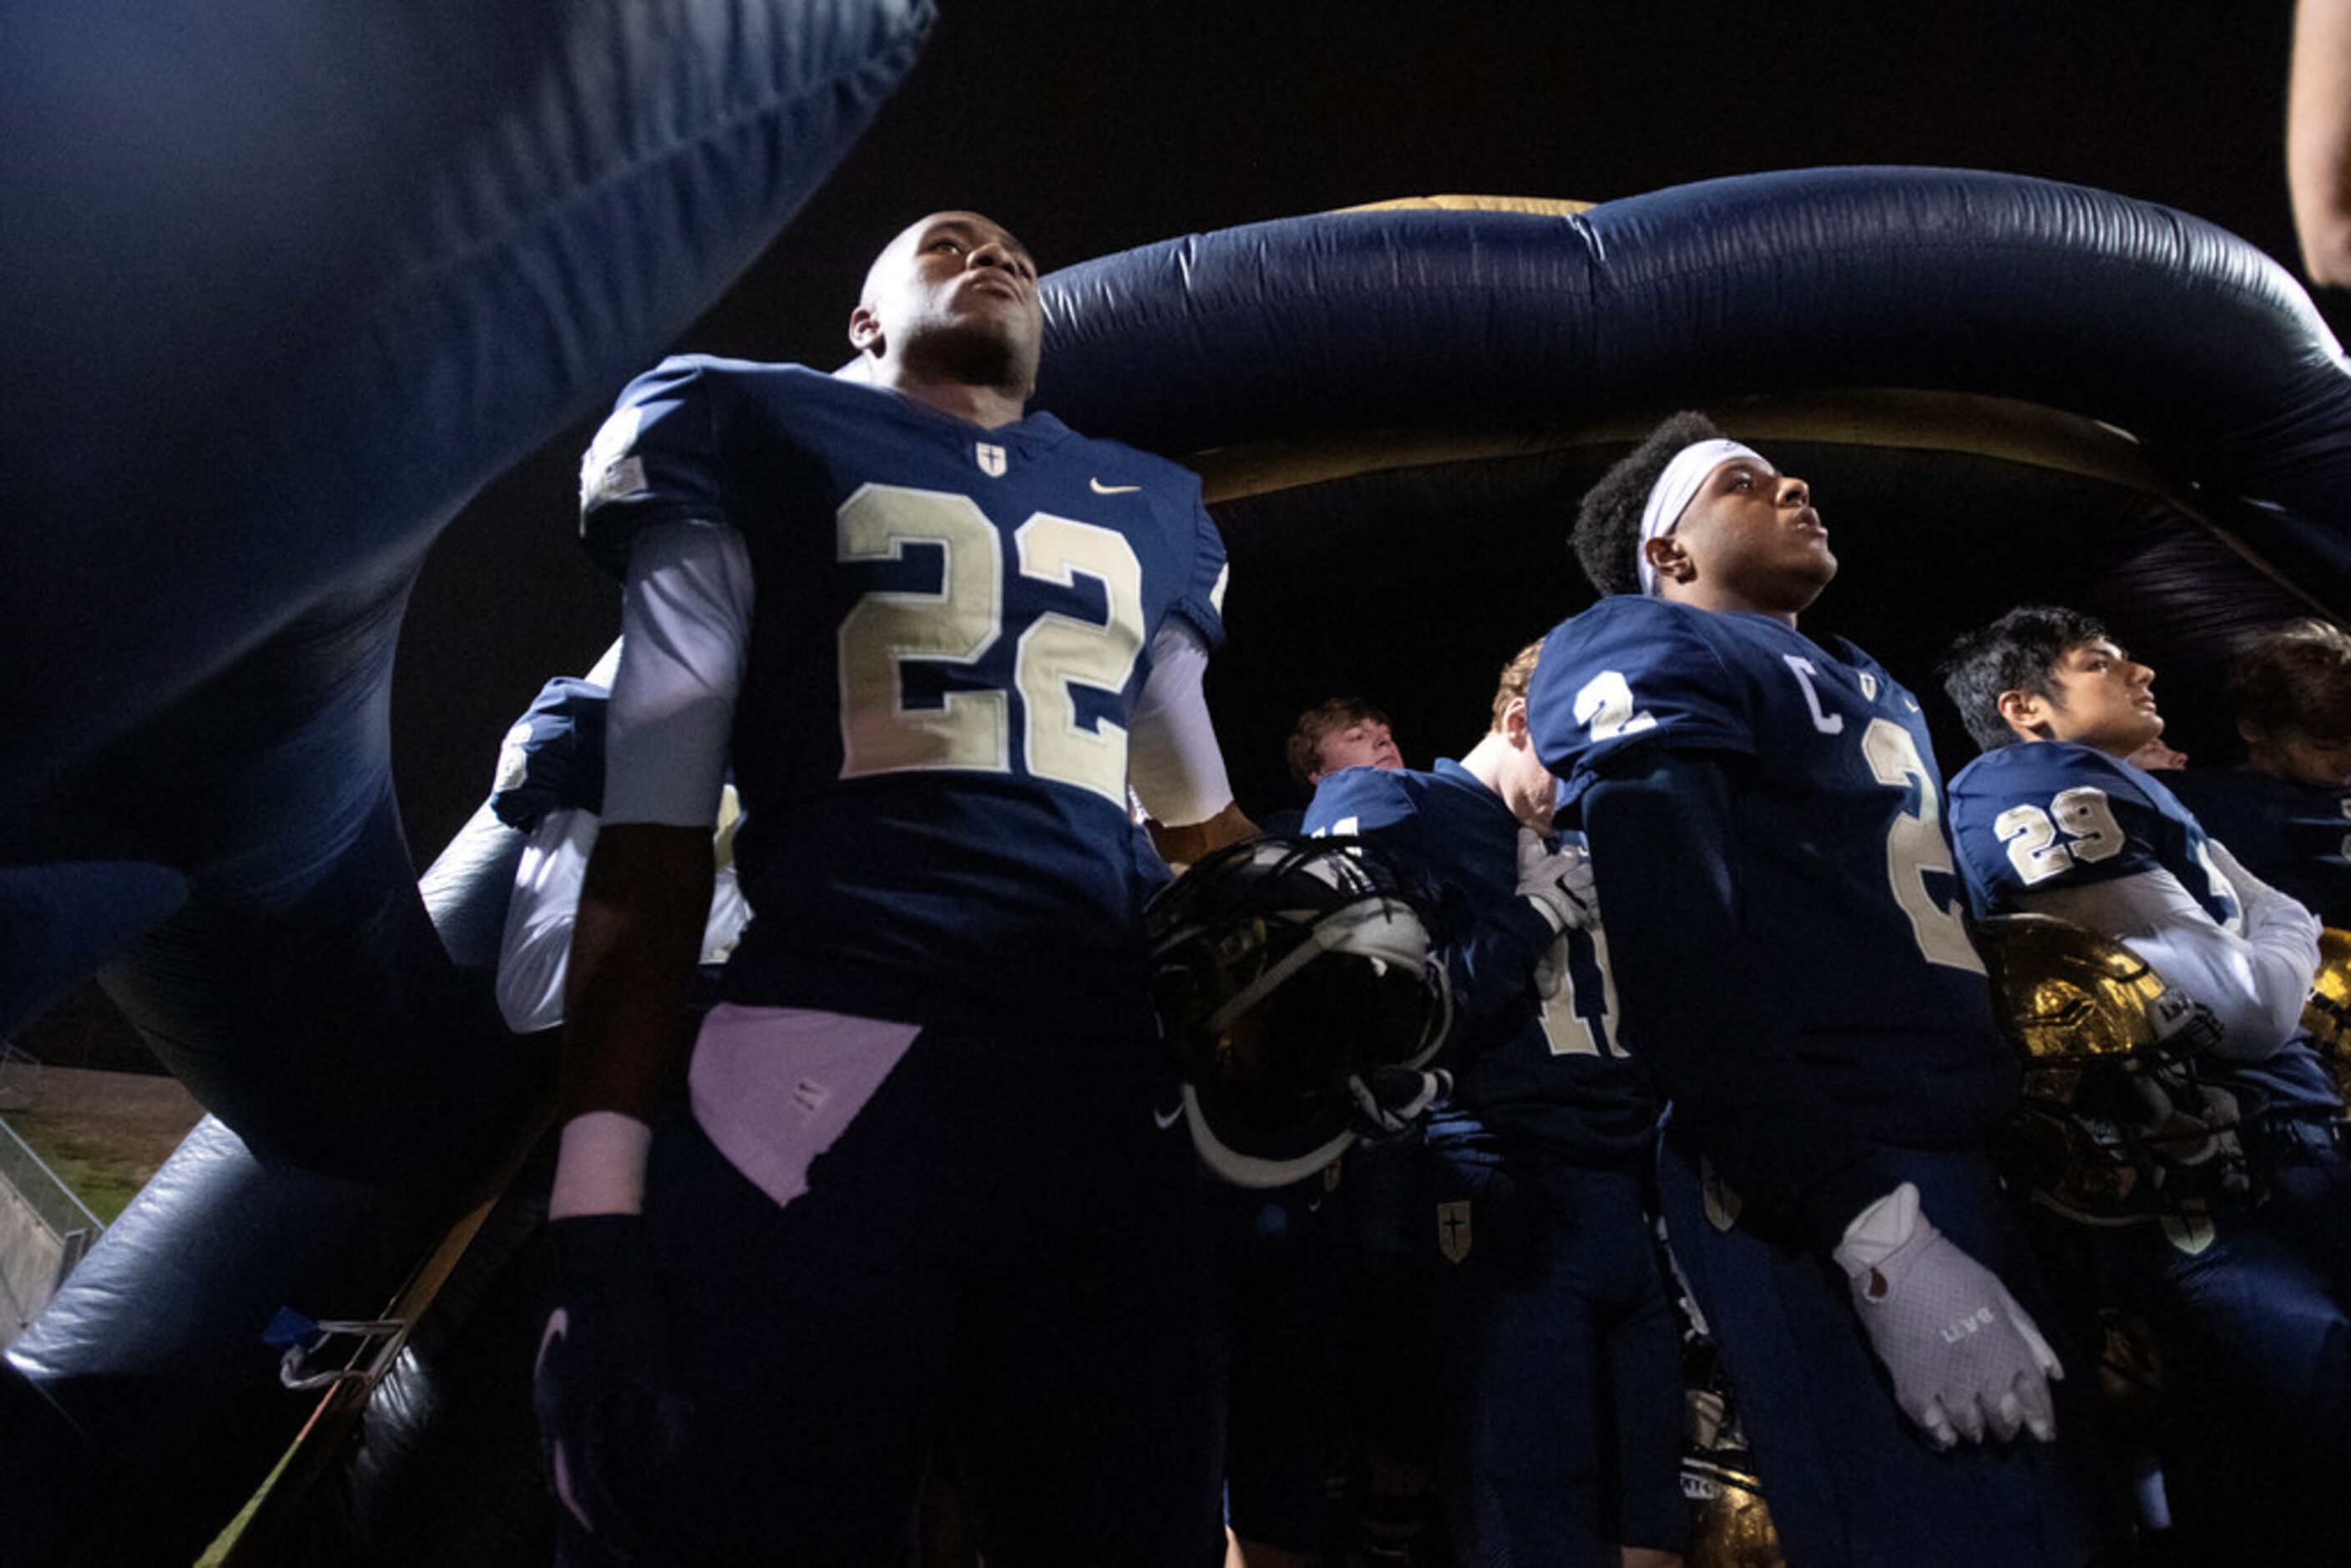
[492, 676, 611, 831]
[1517, 829, 1598, 935]
[534, 1213, 691, 1560]
[1841, 1188, 2060, 1449]
[1347, 1065, 1453, 1142]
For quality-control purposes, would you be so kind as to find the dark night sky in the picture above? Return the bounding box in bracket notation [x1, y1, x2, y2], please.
[390, 2, 2323, 860]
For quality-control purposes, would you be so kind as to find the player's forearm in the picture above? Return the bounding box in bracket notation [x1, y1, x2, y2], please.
[1148, 800, 1256, 868]
[2020, 871, 2318, 1060]
[1132, 622, 1250, 867]
[1585, 757, 1895, 1249]
[559, 822, 717, 1126]
[2291, 0, 2351, 286]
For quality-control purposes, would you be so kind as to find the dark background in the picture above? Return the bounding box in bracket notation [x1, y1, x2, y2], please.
[30, 2, 2348, 1064]
[390, 1, 2335, 857]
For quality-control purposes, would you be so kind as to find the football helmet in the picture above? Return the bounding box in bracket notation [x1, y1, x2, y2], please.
[1676, 1292, 1786, 1567]
[2298, 925, 2351, 1102]
[1974, 913, 2252, 1225]
[1146, 834, 1450, 1188]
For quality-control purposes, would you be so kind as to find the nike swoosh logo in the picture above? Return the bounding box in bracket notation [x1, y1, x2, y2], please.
[1090, 478, 1141, 494]
[1154, 1104, 1185, 1130]
[534, 1305, 568, 1377]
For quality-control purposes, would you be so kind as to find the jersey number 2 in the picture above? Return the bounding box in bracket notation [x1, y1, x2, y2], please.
[1862, 718, 1984, 974]
[836, 483, 1145, 806]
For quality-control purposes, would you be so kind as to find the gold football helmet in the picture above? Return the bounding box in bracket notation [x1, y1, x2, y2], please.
[1974, 912, 2217, 1066]
[1677, 1293, 1786, 1566]
[1973, 913, 2250, 1225]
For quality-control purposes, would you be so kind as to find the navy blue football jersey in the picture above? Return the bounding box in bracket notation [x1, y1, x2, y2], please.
[1529, 597, 2014, 1138]
[579, 357, 1228, 1039]
[1949, 742, 2338, 1118]
[1303, 761, 1657, 1161]
[2164, 766, 2351, 929]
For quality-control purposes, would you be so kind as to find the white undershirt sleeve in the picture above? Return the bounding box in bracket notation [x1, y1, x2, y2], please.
[604, 518, 753, 828]
[495, 807, 601, 1033]
[2014, 862, 2321, 1061]
[1126, 621, 1235, 829]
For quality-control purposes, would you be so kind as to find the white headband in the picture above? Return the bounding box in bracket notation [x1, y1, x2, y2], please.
[1636, 438, 1763, 596]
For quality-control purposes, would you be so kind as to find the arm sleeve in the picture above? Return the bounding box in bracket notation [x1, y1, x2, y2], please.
[1165, 483, 1230, 650]
[602, 518, 752, 828]
[1127, 621, 1235, 828]
[494, 807, 600, 1033]
[1585, 751, 1898, 1251]
[2015, 861, 2321, 1061]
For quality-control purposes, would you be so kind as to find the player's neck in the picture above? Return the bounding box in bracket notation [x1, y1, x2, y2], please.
[1459, 732, 1513, 798]
[1666, 581, 1802, 627]
[873, 367, 1030, 429]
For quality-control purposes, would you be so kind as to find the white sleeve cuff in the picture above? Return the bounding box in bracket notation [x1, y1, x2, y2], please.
[549, 1110, 654, 1218]
[1833, 1181, 1921, 1277]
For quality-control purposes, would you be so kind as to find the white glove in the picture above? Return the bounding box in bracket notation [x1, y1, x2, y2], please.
[1836, 1183, 2061, 1449]
[1517, 829, 1598, 935]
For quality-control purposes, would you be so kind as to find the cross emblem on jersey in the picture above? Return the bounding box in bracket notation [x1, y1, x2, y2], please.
[974, 441, 1007, 477]
[1437, 1200, 1473, 1263]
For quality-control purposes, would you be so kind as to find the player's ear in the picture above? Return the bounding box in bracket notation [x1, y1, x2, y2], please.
[1645, 533, 1693, 585]
[847, 303, 883, 356]
[1996, 687, 2046, 739]
[1500, 696, 1531, 744]
[2237, 715, 2268, 749]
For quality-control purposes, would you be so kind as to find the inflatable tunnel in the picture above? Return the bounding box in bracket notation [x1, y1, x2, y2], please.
[1, 3, 939, 1562]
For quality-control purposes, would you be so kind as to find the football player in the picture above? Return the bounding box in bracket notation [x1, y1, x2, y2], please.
[534, 210, 1252, 1565]
[1251, 695, 1407, 837]
[1289, 695, 1405, 788]
[1526, 413, 2098, 1565]
[2162, 616, 2351, 926]
[485, 663, 748, 1034]
[1939, 604, 2351, 1557]
[1307, 638, 1686, 1568]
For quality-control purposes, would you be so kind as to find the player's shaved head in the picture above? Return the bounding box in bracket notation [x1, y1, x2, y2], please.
[860, 210, 1035, 306]
[848, 210, 1043, 412]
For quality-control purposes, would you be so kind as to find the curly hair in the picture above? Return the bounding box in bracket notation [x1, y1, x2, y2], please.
[1572, 410, 1725, 597]
[1936, 604, 2111, 754]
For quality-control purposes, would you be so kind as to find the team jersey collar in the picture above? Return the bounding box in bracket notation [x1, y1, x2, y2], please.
[865, 378, 1074, 449]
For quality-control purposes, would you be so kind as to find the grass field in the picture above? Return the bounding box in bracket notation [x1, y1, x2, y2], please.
[6, 1114, 150, 1222]
[0, 1065, 204, 1224]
